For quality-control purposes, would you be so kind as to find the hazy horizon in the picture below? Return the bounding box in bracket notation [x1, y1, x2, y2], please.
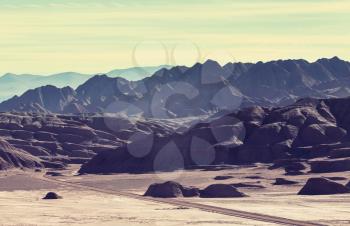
[0, 0, 349, 76]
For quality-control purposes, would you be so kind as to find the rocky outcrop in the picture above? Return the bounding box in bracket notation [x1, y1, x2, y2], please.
[0, 112, 128, 170]
[298, 178, 350, 195]
[4, 94, 350, 174]
[144, 181, 199, 198]
[200, 184, 247, 198]
[273, 178, 298, 185]
[80, 97, 350, 174]
[0, 139, 42, 170]
[310, 158, 350, 173]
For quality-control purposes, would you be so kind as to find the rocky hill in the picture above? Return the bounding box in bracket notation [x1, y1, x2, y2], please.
[79, 96, 350, 174]
[1, 96, 350, 174]
[0, 111, 189, 170]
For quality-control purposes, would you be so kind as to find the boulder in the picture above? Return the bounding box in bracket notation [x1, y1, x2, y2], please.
[245, 175, 263, 179]
[298, 178, 350, 195]
[214, 175, 233, 180]
[236, 106, 266, 122]
[43, 192, 62, 200]
[273, 178, 298, 185]
[200, 184, 247, 198]
[310, 159, 350, 173]
[144, 181, 199, 198]
[270, 140, 292, 160]
[300, 124, 346, 146]
[182, 186, 200, 197]
[247, 123, 283, 145]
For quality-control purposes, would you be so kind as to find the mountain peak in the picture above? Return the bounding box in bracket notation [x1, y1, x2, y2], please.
[330, 56, 341, 61]
[203, 59, 221, 66]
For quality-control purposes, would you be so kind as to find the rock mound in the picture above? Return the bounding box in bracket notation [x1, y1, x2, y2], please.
[43, 192, 62, 200]
[200, 184, 247, 198]
[273, 178, 298, 185]
[144, 181, 199, 198]
[310, 159, 350, 173]
[214, 176, 233, 180]
[298, 178, 350, 195]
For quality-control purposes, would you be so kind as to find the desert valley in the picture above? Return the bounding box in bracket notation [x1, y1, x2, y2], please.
[1, 0, 350, 225]
[1, 58, 350, 225]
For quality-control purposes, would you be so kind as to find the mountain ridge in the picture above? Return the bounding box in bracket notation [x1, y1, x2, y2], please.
[0, 65, 171, 102]
[1, 57, 350, 118]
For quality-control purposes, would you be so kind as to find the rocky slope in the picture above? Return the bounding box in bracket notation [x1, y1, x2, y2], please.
[0, 138, 42, 170]
[0, 111, 188, 170]
[1, 57, 350, 117]
[79, 96, 350, 174]
[2, 96, 350, 174]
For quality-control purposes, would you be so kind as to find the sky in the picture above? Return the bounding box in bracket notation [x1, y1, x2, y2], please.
[0, 0, 349, 75]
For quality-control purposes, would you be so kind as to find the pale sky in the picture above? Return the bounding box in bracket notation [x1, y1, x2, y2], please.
[0, 0, 349, 75]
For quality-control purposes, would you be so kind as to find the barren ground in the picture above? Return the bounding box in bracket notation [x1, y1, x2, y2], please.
[0, 164, 349, 226]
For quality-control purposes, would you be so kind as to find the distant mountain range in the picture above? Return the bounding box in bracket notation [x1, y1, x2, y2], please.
[0, 57, 350, 118]
[0, 65, 171, 102]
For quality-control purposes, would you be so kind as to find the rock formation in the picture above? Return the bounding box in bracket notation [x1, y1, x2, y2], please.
[200, 184, 247, 198]
[298, 178, 350, 195]
[144, 181, 199, 198]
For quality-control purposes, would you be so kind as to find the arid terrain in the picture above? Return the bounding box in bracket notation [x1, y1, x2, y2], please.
[1, 0, 349, 225]
[1, 163, 349, 226]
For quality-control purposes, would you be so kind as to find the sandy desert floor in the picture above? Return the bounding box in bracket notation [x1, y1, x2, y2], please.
[1, 164, 350, 226]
